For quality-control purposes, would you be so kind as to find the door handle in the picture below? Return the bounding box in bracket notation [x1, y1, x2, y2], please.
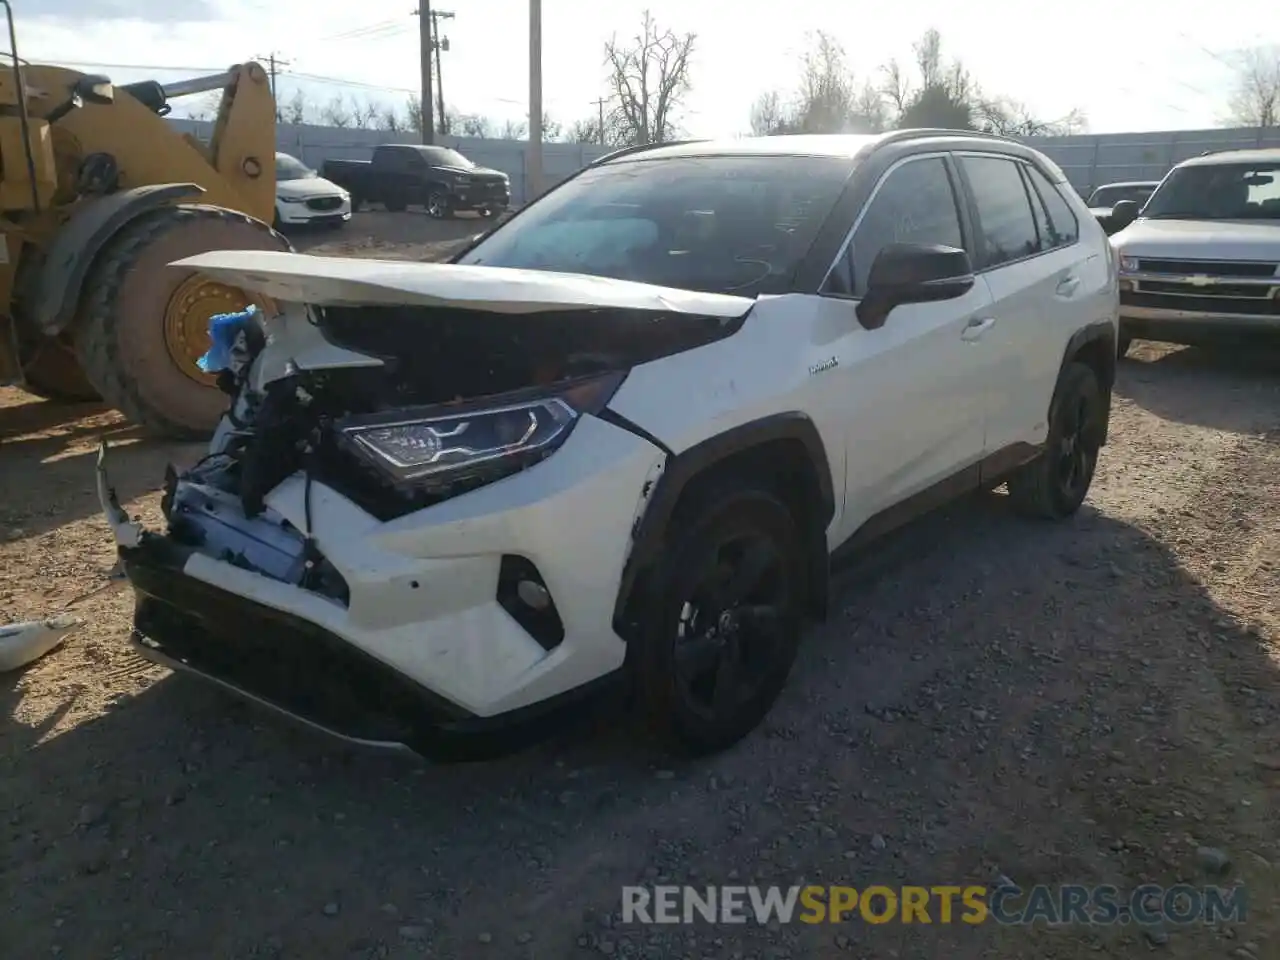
[960, 317, 996, 342]
[1056, 275, 1081, 296]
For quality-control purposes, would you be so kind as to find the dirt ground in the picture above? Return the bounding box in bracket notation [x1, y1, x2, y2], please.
[2, 212, 1279, 959]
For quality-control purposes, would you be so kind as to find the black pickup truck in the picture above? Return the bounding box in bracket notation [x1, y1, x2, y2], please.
[323, 144, 511, 218]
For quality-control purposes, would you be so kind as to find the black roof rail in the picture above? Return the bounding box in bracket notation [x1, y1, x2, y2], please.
[589, 139, 708, 166]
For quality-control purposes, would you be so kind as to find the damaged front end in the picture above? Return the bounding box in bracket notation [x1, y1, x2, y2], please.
[98, 253, 752, 756]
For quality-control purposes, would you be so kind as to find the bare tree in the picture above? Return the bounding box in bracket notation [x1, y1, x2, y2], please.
[456, 113, 492, 138]
[281, 89, 311, 125]
[749, 32, 887, 135]
[566, 117, 601, 143]
[404, 94, 424, 135]
[377, 103, 405, 133]
[749, 90, 787, 136]
[1222, 45, 1280, 127]
[977, 97, 1088, 136]
[320, 94, 353, 129]
[350, 97, 381, 130]
[537, 111, 562, 142]
[186, 91, 224, 122]
[497, 117, 527, 140]
[604, 10, 695, 145]
[891, 28, 976, 130]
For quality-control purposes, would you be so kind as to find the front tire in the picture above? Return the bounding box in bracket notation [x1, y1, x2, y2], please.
[635, 484, 806, 756]
[73, 204, 291, 440]
[1007, 361, 1105, 519]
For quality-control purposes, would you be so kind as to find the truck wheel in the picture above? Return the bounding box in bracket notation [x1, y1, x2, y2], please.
[634, 482, 806, 756]
[20, 337, 100, 403]
[74, 204, 291, 440]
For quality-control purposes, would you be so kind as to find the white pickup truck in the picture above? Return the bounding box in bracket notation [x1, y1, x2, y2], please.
[1109, 148, 1280, 356]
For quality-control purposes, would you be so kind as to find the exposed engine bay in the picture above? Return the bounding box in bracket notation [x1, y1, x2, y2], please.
[155, 301, 738, 600]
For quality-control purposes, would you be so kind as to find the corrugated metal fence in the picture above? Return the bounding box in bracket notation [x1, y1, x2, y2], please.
[1016, 126, 1280, 197]
[170, 117, 1280, 204]
[168, 118, 612, 206]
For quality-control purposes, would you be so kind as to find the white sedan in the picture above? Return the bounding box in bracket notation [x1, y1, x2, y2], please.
[274, 152, 351, 229]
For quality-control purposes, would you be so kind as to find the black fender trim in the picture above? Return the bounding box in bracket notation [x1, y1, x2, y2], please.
[32, 183, 205, 337]
[611, 412, 836, 641]
[1058, 319, 1117, 445]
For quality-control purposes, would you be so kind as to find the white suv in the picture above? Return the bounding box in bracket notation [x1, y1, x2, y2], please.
[97, 131, 1119, 760]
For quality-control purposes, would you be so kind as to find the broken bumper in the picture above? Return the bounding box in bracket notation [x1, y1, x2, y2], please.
[94, 417, 657, 759]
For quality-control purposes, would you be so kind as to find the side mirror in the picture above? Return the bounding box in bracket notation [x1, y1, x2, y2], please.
[856, 243, 975, 331]
[1110, 200, 1141, 232]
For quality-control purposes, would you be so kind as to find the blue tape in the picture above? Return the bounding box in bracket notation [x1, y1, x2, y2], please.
[196, 305, 259, 374]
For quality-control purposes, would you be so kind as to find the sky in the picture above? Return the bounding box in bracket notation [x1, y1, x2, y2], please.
[19, 0, 1275, 139]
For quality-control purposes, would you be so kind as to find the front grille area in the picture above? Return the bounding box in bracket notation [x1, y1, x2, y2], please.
[1138, 258, 1279, 278]
[306, 196, 344, 211]
[1139, 280, 1272, 300]
[1121, 290, 1280, 317]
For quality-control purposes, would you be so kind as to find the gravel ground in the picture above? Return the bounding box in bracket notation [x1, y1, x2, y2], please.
[1, 216, 1278, 958]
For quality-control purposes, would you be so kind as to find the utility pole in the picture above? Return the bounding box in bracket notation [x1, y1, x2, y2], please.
[527, 0, 543, 201]
[414, 3, 435, 143]
[430, 10, 454, 135]
[592, 96, 608, 144]
[253, 51, 291, 117]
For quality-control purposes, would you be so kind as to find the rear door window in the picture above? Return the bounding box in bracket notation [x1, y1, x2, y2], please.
[960, 155, 1041, 268]
[1023, 165, 1080, 248]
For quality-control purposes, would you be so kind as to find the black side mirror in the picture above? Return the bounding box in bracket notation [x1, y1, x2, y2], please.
[856, 243, 975, 331]
[1110, 200, 1141, 232]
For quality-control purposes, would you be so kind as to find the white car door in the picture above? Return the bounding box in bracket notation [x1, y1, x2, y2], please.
[954, 153, 1093, 458]
[816, 153, 1000, 542]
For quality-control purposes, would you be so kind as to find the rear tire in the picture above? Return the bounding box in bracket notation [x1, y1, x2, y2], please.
[635, 483, 806, 756]
[20, 338, 100, 402]
[73, 204, 291, 440]
[1007, 361, 1104, 520]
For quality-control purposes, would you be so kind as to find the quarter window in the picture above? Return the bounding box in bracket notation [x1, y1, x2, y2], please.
[1024, 164, 1079, 248]
[825, 157, 964, 297]
[961, 156, 1040, 268]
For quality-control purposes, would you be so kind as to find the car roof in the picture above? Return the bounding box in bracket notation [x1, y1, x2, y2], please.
[1176, 148, 1280, 168]
[1092, 180, 1160, 189]
[598, 130, 1031, 165]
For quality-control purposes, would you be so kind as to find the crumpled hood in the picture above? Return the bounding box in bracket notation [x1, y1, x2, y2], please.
[1112, 218, 1280, 262]
[276, 175, 348, 201]
[171, 250, 756, 318]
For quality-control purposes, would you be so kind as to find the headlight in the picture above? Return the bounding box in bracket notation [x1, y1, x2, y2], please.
[279, 195, 309, 204]
[335, 372, 626, 493]
[454, 175, 471, 186]
[1119, 255, 1139, 273]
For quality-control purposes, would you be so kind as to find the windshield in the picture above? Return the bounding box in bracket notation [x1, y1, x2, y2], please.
[276, 153, 316, 181]
[455, 155, 853, 296]
[425, 147, 474, 169]
[1088, 184, 1156, 207]
[1142, 163, 1280, 221]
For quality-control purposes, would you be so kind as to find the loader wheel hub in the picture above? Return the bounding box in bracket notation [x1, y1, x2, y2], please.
[163, 274, 255, 385]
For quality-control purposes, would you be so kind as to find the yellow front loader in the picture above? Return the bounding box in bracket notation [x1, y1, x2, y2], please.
[0, 4, 288, 438]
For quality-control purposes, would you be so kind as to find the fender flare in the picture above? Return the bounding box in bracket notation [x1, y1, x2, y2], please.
[31, 183, 205, 337]
[611, 412, 836, 641]
[1058, 320, 1117, 444]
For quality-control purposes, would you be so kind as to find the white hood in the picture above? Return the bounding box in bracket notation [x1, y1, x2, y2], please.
[276, 176, 347, 201]
[1112, 218, 1280, 263]
[170, 250, 756, 318]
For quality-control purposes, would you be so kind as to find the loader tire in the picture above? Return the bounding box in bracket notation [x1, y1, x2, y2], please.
[20, 337, 101, 403]
[73, 204, 291, 440]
